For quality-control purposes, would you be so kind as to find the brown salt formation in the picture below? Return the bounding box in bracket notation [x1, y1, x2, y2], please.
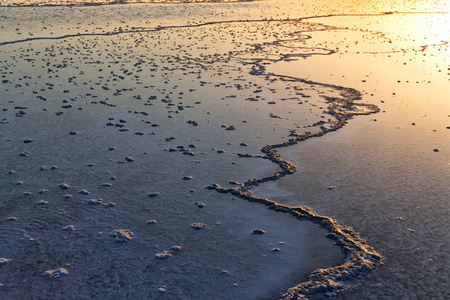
[43, 268, 69, 278]
[62, 225, 75, 231]
[155, 251, 172, 259]
[59, 183, 69, 189]
[110, 229, 133, 242]
[0, 258, 11, 265]
[79, 189, 90, 195]
[190, 223, 206, 230]
[194, 201, 205, 208]
[88, 199, 103, 205]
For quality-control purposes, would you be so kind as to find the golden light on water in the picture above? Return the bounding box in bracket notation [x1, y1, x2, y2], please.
[409, 12, 449, 41]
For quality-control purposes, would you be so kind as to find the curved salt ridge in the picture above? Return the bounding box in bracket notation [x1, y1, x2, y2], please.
[209, 180, 383, 298]
[207, 71, 382, 298]
[0, 17, 317, 46]
[2, 12, 443, 47]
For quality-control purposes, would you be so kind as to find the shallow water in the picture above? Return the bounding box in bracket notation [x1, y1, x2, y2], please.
[0, 0, 449, 299]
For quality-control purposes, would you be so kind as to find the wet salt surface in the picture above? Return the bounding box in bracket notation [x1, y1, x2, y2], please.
[0, 0, 449, 299]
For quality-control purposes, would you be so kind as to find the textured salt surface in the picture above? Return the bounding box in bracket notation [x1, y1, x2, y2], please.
[0, 7, 350, 299]
[1, 0, 448, 299]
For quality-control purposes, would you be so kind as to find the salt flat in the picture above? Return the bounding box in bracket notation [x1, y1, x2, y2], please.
[0, 1, 448, 299]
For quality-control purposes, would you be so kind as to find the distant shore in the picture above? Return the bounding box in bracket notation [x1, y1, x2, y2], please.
[0, 0, 257, 7]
